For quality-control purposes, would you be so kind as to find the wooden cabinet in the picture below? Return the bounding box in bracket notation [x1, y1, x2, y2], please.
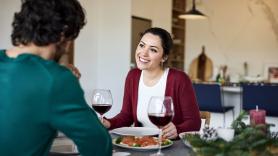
[167, 0, 186, 70]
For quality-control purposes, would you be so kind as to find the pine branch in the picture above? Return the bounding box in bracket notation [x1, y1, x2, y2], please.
[182, 110, 278, 156]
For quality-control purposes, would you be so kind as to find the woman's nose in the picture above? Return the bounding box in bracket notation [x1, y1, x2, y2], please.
[141, 47, 149, 56]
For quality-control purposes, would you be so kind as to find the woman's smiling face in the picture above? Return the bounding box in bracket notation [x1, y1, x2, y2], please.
[135, 33, 164, 71]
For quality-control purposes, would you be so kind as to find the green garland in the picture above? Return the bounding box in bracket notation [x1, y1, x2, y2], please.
[183, 111, 278, 156]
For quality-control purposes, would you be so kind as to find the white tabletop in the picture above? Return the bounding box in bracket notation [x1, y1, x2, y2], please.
[222, 86, 241, 93]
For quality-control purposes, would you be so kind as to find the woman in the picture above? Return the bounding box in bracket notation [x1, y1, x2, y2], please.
[103, 27, 201, 139]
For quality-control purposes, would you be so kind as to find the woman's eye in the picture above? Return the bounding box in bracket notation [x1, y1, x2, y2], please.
[151, 49, 157, 53]
[139, 44, 144, 48]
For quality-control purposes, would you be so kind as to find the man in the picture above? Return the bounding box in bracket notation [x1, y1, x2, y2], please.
[0, 0, 112, 156]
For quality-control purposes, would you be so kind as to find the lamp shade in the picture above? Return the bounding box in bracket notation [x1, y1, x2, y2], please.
[179, 0, 207, 20]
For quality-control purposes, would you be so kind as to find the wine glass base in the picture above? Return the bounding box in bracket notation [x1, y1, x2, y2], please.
[150, 153, 164, 156]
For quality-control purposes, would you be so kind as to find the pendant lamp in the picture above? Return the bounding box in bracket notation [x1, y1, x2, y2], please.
[179, 0, 207, 20]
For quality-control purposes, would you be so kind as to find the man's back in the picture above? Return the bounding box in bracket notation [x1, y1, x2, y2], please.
[0, 50, 112, 156]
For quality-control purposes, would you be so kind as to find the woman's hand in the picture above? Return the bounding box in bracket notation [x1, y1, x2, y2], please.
[162, 122, 178, 139]
[102, 118, 111, 129]
[66, 64, 81, 79]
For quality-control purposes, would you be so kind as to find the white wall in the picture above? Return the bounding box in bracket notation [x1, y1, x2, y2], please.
[185, 0, 278, 80]
[0, 0, 20, 48]
[0, 0, 131, 117]
[0, 0, 171, 118]
[132, 0, 172, 32]
[75, 0, 131, 117]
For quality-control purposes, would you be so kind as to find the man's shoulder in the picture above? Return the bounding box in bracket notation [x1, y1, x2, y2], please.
[31, 57, 73, 81]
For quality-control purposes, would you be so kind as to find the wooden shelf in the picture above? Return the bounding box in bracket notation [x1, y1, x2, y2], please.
[172, 25, 185, 30]
[175, 61, 184, 63]
[168, 0, 186, 70]
[173, 8, 185, 13]
[173, 43, 185, 46]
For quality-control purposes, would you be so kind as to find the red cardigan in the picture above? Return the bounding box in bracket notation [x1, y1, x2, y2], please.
[108, 68, 201, 134]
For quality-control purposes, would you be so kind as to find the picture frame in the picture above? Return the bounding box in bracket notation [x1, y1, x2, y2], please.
[264, 63, 278, 83]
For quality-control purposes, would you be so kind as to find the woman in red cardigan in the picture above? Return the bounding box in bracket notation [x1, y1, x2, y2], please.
[103, 27, 201, 139]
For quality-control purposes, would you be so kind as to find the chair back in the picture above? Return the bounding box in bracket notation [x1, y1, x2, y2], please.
[242, 84, 278, 117]
[200, 111, 211, 125]
[193, 83, 224, 112]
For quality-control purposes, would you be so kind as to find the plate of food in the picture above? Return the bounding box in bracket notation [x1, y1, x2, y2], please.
[110, 127, 159, 136]
[179, 131, 200, 147]
[113, 136, 173, 151]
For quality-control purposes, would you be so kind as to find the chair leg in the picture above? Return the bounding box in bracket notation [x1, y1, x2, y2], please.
[224, 110, 235, 128]
[232, 109, 235, 121]
[223, 113, 226, 128]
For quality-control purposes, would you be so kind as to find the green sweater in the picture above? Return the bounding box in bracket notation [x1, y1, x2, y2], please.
[0, 50, 112, 156]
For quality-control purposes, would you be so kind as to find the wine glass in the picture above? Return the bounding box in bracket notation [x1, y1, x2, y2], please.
[147, 96, 174, 156]
[91, 89, 113, 122]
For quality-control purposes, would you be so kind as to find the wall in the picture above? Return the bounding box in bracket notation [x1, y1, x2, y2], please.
[132, 0, 172, 33]
[71, 0, 131, 117]
[185, 0, 278, 81]
[0, 0, 131, 117]
[0, 0, 171, 118]
[0, 0, 20, 48]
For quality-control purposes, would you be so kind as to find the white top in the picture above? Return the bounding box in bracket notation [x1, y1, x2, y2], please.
[137, 68, 169, 128]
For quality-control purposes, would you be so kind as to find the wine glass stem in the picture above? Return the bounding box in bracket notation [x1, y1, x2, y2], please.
[157, 129, 162, 155]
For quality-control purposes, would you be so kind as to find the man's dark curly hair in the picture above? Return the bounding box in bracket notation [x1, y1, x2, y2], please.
[11, 0, 86, 46]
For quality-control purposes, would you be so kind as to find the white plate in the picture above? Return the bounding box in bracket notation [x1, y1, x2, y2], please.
[110, 127, 159, 136]
[179, 131, 200, 147]
[112, 137, 173, 151]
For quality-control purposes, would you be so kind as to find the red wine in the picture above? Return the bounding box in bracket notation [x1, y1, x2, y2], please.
[148, 113, 173, 127]
[92, 104, 112, 115]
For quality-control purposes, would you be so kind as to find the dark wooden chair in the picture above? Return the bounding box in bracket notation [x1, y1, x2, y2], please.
[242, 83, 278, 117]
[193, 83, 234, 127]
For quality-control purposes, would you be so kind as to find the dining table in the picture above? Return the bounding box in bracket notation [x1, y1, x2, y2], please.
[49, 134, 195, 156]
[112, 135, 195, 156]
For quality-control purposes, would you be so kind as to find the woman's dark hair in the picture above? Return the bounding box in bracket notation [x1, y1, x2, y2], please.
[11, 0, 86, 46]
[141, 27, 173, 57]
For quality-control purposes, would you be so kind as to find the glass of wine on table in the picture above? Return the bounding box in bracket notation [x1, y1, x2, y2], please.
[91, 89, 113, 122]
[147, 96, 174, 156]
